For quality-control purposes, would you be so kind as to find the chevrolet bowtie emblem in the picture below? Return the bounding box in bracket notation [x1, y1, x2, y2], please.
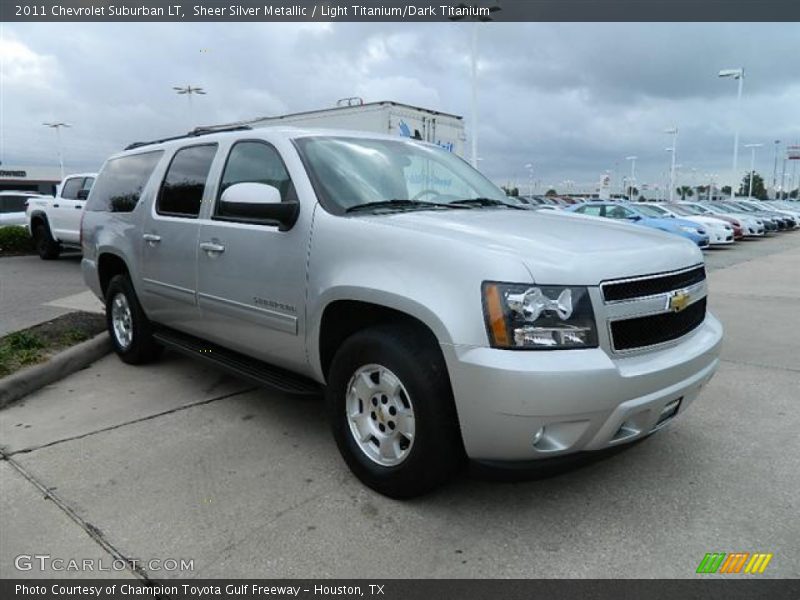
[668, 290, 691, 313]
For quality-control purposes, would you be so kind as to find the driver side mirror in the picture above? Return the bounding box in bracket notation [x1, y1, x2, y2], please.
[218, 182, 299, 231]
[77, 189, 90, 200]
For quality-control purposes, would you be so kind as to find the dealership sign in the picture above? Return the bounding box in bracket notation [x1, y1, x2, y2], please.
[787, 145, 800, 160]
[0, 169, 27, 177]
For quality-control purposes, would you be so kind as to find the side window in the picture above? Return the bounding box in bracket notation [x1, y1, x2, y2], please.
[86, 151, 164, 213]
[60, 178, 82, 200]
[579, 205, 603, 217]
[606, 205, 629, 219]
[77, 177, 94, 200]
[157, 144, 217, 218]
[217, 141, 292, 218]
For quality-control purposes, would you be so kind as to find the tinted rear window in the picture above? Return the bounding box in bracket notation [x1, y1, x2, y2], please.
[157, 144, 217, 218]
[87, 151, 164, 213]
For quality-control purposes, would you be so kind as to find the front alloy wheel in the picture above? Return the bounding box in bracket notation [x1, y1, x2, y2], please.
[327, 324, 464, 498]
[346, 364, 415, 467]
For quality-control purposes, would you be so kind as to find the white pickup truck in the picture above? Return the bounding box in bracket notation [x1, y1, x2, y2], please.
[26, 172, 97, 259]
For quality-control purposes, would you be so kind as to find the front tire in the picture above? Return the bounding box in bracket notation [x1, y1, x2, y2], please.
[105, 275, 162, 365]
[326, 324, 464, 498]
[33, 223, 61, 260]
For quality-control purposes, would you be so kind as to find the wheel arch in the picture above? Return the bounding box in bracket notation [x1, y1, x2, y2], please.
[315, 296, 448, 383]
[97, 252, 133, 300]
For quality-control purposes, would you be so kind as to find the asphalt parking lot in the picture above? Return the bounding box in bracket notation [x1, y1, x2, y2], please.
[1, 234, 799, 579]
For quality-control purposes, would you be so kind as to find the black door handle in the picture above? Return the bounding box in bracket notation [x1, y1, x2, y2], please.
[53, 203, 60, 208]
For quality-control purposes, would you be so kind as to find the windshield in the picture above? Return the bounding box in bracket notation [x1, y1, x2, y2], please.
[666, 204, 694, 216]
[294, 136, 509, 214]
[634, 204, 670, 218]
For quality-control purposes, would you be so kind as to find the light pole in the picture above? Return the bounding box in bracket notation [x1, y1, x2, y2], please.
[173, 85, 207, 129]
[772, 140, 781, 197]
[625, 155, 637, 200]
[719, 68, 745, 199]
[524, 163, 534, 197]
[448, 3, 501, 168]
[665, 128, 678, 202]
[743, 143, 763, 198]
[43, 122, 71, 180]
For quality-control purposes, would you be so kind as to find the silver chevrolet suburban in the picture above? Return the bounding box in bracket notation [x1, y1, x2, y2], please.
[81, 126, 723, 497]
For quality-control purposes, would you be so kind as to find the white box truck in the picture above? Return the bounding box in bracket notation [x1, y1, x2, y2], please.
[206, 101, 466, 157]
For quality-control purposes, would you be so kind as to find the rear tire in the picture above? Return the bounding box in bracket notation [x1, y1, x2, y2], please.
[105, 275, 162, 365]
[326, 324, 464, 498]
[33, 223, 61, 260]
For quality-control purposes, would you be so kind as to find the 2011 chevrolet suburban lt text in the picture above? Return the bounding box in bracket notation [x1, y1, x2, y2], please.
[81, 126, 723, 497]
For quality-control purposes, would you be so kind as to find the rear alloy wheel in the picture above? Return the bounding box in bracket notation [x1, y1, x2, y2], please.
[33, 223, 61, 260]
[327, 324, 464, 498]
[105, 274, 162, 365]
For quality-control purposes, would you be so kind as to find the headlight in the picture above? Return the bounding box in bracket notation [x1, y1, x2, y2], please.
[482, 282, 598, 349]
[679, 226, 699, 233]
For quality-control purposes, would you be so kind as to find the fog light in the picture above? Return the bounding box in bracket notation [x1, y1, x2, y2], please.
[531, 427, 545, 446]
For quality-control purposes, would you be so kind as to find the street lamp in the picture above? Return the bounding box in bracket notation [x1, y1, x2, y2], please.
[524, 163, 534, 197]
[743, 143, 763, 198]
[43, 122, 71, 180]
[718, 68, 745, 199]
[449, 2, 502, 168]
[772, 140, 781, 197]
[173, 85, 207, 129]
[625, 155, 637, 200]
[665, 128, 678, 202]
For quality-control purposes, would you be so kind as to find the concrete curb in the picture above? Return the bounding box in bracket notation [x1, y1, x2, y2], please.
[0, 333, 111, 409]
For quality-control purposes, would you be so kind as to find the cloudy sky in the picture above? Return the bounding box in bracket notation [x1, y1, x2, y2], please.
[2, 22, 799, 193]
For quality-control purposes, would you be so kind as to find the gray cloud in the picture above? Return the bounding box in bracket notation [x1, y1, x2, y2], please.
[2, 22, 799, 193]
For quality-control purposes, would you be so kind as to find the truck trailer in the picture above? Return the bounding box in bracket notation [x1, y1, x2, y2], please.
[205, 101, 466, 157]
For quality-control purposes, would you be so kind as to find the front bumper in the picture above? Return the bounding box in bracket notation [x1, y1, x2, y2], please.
[708, 229, 735, 245]
[442, 313, 723, 461]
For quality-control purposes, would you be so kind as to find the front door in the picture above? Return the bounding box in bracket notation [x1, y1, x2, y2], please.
[196, 140, 310, 373]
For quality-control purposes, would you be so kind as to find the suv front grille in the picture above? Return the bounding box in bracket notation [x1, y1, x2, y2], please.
[610, 297, 707, 351]
[602, 266, 706, 302]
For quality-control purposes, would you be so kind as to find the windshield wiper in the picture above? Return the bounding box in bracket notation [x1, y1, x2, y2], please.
[450, 197, 525, 210]
[345, 199, 466, 213]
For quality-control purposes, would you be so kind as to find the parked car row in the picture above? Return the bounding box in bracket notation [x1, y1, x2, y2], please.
[516, 195, 799, 248]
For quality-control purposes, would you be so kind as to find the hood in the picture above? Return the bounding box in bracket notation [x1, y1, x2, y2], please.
[639, 216, 700, 231]
[363, 209, 703, 285]
[686, 215, 729, 229]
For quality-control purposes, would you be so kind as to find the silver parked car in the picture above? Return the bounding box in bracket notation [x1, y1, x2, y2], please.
[81, 127, 723, 497]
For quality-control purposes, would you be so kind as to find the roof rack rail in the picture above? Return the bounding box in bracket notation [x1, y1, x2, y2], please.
[124, 125, 252, 151]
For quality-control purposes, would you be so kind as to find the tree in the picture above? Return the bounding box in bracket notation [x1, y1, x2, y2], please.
[501, 185, 519, 197]
[721, 185, 732, 196]
[677, 186, 694, 200]
[545, 188, 558, 196]
[738, 171, 767, 199]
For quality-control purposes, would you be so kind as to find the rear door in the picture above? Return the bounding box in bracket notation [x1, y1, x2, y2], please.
[140, 144, 217, 330]
[50, 176, 83, 240]
[195, 139, 310, 372]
